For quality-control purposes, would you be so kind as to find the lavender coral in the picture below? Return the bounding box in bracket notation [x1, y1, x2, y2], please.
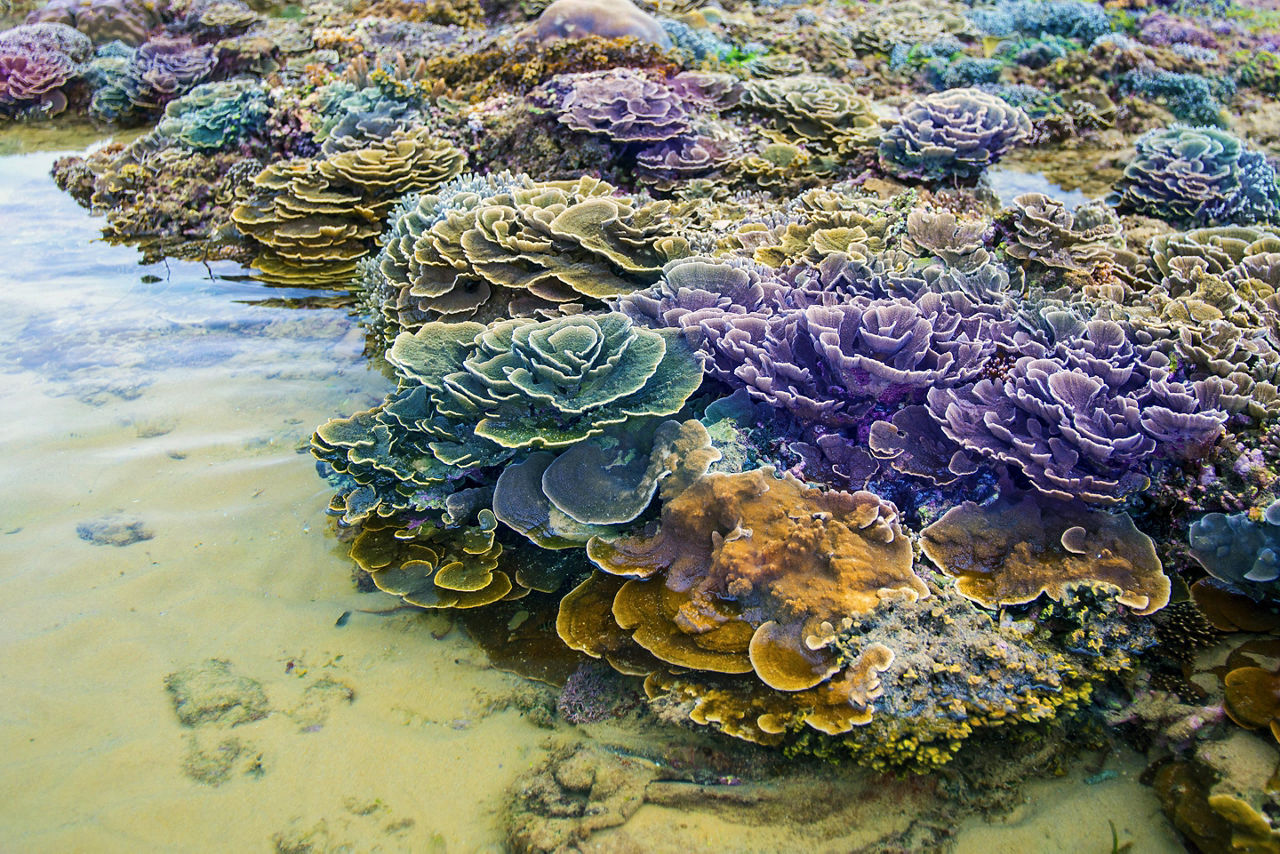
[879, 88, 1032, 180]
[0, 23, 91, 117]
[556, 69, 690, 144]
[926, 321, 1226, 503]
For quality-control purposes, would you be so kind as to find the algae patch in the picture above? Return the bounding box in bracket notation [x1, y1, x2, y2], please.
[76, 514, 154, 547]
[165, 658, 269, 728]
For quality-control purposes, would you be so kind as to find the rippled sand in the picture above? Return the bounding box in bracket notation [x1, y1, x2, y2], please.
[0, 147, 1184, 852]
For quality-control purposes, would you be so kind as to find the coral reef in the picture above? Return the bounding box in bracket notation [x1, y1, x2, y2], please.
[31, 0, 1280, 815]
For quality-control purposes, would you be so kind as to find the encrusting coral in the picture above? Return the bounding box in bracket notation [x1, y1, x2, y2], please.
[920, 489, 1171, 615]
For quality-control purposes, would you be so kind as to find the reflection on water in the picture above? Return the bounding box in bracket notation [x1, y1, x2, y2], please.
[0, 149, 1184, 852]
[986, 165, 1096, 210]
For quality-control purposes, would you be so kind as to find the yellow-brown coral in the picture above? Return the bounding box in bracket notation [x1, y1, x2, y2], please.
[920, 491, 1170, 615]
[231, 128, 464, 285]
[576, 467, 924, 731]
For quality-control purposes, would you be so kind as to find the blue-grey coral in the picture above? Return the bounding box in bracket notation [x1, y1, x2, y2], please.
[1189, 501, 1280, 593]
[153, 79, 268, 150]
[1110, 126, 1280, 227]
[879, 88, 1032, 180]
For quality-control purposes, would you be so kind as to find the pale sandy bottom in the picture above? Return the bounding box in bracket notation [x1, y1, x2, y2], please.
[0, 149, 1185, 852]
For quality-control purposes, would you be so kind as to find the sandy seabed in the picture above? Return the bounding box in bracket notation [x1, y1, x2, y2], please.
[0, 145, 1185, 853]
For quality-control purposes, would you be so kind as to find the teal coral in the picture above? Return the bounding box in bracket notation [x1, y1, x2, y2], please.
[154, 79, 269, 150]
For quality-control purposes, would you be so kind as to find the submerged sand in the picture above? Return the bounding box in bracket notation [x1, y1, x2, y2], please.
[0, 147, 1184, 852]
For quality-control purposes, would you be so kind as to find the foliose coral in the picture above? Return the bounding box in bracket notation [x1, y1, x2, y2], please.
[879, 88, 1032, 181]
[555, 69, 690, 144]
[363, 174, 689, 331]
[1110, 126, 1280, 228]
[231, 128, 465, 284]
[89, 34, 216, 123]
[0, 23, 92, 116]
[153, 78, 268, 150]
[27, 0, 167, 45]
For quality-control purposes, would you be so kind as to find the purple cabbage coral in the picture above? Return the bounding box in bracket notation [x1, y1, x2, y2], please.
[926, 321, 1226, 503]
[0, 23, 91, 115]
[556, 69, 690, 144]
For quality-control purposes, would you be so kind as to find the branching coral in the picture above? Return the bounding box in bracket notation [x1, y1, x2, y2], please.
[879, 88, 1032, 181]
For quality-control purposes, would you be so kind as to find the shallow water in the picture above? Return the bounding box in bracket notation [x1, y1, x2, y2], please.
[0, 146, 1187, 852]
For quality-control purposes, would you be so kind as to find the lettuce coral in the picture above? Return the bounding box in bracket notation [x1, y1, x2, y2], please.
[27, 0, 166, 45]
[313, 312, 703, 522]
[555, 69, 690, 144]
[364, 174, 689, 331]
[1110, 126, 1280, 228]
[153, 78, 268, 150]
[570, 467, 925, 731]
[879, 88, 1032, 181]
[231, 128, 465, 284]
[0, 23, 91, 117]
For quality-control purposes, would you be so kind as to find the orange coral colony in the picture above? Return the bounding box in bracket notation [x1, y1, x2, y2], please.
[559, 467, 925, 734]
[920, 491, 1171, 616]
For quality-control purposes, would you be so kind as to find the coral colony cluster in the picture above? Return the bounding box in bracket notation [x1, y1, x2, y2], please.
[13, 0, 1280, 842]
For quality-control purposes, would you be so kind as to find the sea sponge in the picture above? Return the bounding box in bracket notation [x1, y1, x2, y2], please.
[1109, 126, 1280, 228]
[1189, 502, 1280, 595]
[920, 490, 1171, 615]
[879, 88, 1032, 181]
